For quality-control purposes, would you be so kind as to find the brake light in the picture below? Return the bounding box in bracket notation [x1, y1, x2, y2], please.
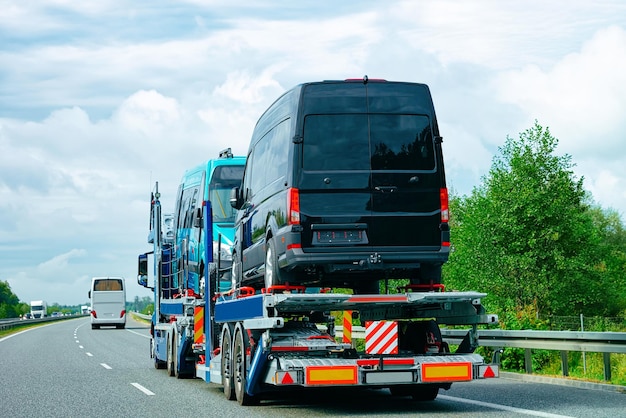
[288, 188, 300, 225]
[120, 310, 126, 318]
[440, 188, 449, 223]
[91, 310, 97, 318]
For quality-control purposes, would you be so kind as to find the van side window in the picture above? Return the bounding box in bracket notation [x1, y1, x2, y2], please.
[266, 119, 289, 181]
[249, 119, 290, 196]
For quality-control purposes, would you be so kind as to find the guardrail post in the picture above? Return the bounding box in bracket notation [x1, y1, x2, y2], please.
[603, 353, 612, 381]
[560, 351, 569, 376]
[524, 348, 532, 374]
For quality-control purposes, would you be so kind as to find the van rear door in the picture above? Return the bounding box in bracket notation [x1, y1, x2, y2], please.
[298, 81, 443, 251]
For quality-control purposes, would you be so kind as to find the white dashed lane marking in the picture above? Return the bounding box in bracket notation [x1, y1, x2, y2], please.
[131, 383, 155, 396]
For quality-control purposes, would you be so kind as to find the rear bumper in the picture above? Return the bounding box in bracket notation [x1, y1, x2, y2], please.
[282, 247, 449, 276]
[91, 315, 126, 326]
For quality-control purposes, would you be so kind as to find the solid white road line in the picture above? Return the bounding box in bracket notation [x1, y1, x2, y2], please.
[131, 383, 155, 396]
[439, 395, 576, 418]
[125, 328, 151, 339]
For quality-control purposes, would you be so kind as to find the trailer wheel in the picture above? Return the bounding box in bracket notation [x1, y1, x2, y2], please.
[221, 325, 235, 400]
[233, 324, 259, 406]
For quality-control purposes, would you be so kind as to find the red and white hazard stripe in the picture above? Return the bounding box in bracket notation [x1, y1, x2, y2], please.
[365, 321, 398, 355]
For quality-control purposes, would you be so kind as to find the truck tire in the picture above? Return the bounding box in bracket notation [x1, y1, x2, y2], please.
[233, 323, 259, 406]
[221, 324, 235, 400]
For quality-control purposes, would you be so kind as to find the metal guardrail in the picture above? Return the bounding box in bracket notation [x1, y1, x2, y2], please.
[338, 326, 625, 382]
[0, 314, 86, 331]
[441, 328, 626, 382]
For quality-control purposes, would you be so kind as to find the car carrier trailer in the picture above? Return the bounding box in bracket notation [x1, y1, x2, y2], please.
[138, 179, 499, 406]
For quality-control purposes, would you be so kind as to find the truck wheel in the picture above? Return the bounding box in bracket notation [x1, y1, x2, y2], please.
[221, 325, 235, 400]
[233, 324, 259, 406]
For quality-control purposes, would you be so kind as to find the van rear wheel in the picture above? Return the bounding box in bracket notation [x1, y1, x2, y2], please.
[265, 238, 294, 290]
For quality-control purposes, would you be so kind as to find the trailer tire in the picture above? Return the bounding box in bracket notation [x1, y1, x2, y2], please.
[221, 324, 235, 400]
[233, 323, 259, 406]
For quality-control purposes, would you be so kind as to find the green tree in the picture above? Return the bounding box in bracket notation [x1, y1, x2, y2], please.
[0, 280, 21, 319]
[444, 122, 621, 325]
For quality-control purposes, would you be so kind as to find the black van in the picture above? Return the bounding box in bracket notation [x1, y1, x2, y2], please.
[230, 77, 450, 293]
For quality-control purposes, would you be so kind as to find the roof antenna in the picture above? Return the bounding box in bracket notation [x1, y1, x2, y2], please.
[363, 75, 368, 84]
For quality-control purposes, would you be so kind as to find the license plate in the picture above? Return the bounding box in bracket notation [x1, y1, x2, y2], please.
[313, 230, 366, 244]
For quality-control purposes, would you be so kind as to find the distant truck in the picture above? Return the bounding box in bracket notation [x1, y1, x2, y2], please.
[30, 300, 48, 318]
[81, 305, 90, 315]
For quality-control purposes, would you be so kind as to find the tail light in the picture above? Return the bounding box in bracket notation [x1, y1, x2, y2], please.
[288, 188, 300, 225]
[440, 188, 449, 223]
[120, 310, 126, 318]
[91, 310, 97, 318]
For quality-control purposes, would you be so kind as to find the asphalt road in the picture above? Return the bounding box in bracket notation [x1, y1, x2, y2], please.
[1, 316, 624, 418]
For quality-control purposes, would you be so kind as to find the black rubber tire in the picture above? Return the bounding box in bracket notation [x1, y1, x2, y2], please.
[233, 324, 259, 405]
[221, 325, 235, 400]
[265, 238, 294, 290]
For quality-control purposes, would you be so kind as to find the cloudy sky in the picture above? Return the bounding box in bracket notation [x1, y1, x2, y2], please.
[2, 1, 626, 307]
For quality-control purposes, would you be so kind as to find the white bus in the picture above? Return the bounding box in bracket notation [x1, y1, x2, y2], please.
[88, 277, 126, 329]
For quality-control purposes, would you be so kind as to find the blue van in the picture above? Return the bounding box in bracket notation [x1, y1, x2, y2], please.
[174, 149, 245, 294]
[230, 78, 450, 293]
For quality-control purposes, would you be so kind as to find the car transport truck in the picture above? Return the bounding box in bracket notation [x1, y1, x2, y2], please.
[137, 94, 499, 405]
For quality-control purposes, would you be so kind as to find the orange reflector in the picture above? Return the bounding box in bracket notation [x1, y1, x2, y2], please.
[305, 366, 358, 385]
[421, 362, 472, 382]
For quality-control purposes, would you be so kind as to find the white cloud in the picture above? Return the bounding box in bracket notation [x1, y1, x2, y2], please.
[495, 26, 626, 156]
[38, 249, 87, 272]
[2, 1, 626, 306]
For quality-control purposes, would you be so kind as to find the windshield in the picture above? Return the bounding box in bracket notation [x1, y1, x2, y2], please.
[209, 165, 244, 223]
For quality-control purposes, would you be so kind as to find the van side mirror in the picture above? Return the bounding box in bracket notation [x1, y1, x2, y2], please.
[230, 187, 243, 210]
[137, 253, 149, 287]
[88, 290, 91, 299]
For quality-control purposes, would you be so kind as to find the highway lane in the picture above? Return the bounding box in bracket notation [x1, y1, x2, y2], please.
[1, 316, 624, 417]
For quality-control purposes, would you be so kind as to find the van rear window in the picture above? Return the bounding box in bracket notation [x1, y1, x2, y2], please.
[303, 114, 435, 171]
